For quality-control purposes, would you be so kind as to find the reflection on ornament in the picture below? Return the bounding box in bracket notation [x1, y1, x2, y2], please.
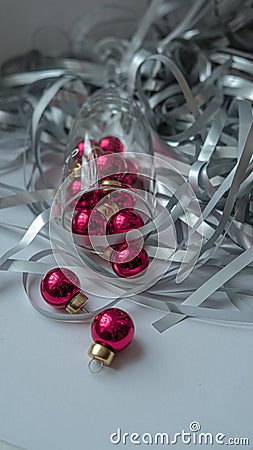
[107, 209, 144, 234]
[72, 209, 107, 236]
[88, 308, 134, 369]
[109, 189, 136, 209]
[40, 268, 88, 314]
[111, 243, 149, 278]
[119, 158, 139, 185]
[71, 139, 98, 162]
[66, 179, 82, 205]
[99, 135, 125, 154]
[75, 189, 103, 211]
[97, 153, 126, 179]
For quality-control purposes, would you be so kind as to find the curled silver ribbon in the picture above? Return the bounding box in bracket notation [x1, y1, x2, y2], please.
[1, 0, 253, 332]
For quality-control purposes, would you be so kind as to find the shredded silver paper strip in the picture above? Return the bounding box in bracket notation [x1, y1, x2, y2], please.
[0, 0, 253, 331]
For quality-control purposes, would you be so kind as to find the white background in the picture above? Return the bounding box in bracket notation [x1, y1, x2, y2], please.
[1, 250, 253, 450]
[0, 1, 253, 449]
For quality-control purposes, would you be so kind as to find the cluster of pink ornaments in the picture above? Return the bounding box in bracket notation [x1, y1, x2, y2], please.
[40, 268, 135, 370]
[70, 135, 149, 279]
[39, 135, 152, 369]
[40, 265, 134, 368]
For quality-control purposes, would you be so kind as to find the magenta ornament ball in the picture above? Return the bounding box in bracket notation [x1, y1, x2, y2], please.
[107, 209, 144, 234]
[110, 189, 136, 209]
[72, 209, 107, 236]
[111, 242, 149, 278]
[91, 308, 134, 352]
[99, 136, 125, 154]
[75, 189, 103, 211]
[40, 268, 80, 308]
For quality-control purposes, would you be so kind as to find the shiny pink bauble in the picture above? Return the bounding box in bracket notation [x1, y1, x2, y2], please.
[66, 180, 82, 204]
[76, 141, 85, 158]
[72, 140, 98, 161]
[107, 209, 144, 234]
[111, 243, 149, 278]
[120, 158, 138, 185]
[99, 136, 125, 154]
[91, 308, 134, 352]
[40, 268, 80, 308]
[75, 189, 103, 211]
[110, 189, 136, 209]
[97, 153, 126, 179]
[72, 209, 90, 234]
[72, 209, 107, 235]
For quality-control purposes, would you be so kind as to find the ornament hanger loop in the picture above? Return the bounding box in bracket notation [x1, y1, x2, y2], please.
[88, 359, 104, 374]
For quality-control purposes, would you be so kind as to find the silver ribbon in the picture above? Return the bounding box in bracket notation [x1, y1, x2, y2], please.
[1, 0, 253, 332]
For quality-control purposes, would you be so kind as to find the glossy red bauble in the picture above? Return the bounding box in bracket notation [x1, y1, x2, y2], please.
[72, 209, 107, 236]
[111, 243, 149, 278]
[75, 141, 85, 158]
[110, 189, 136, 209]
[107, 209, 144, 234]
[40, 268, 80, 308]
[97, 153, 126, 179]
[66, 180, 82, 205]
[119, 158, 139, 185]
[99, 136, 125, 154]
[75, 189, 103, 211]
[91, 308, 134, 352]
[72, 140, 98, 161]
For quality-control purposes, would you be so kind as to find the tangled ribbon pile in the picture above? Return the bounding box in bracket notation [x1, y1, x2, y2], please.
[1, 0, 253, 332]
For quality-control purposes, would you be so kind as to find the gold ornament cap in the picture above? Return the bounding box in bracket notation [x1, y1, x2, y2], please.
[101, 179, 123, 193]
[69, 162, 82, 179]
[65, 292, 88, 314]
[96, 201, 119, 220]
[88, 343, 115, 366]
[101, 179, 122, 188]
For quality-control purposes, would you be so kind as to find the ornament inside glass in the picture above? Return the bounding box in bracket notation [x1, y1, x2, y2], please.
[59, 86, 156, 279]
[63, 86, 154, 192]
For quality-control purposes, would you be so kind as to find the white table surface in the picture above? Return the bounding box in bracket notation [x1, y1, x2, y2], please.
[1, 203, 253, 450]
[0, 1, 253, 448]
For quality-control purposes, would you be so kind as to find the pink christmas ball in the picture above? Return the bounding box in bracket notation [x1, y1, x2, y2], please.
[40, 268, 80, 308]
[72, 209, 90, 234]
[119, 158, 139, 185]
[110, 189, 137, 209]
[99, 136, 125, 154]
[91, 308, 134, 352]
[66, 180, 82, 205]
[111, 243, 149, 278]
[71, 139, 98, 161]
[107, 209, 144, 234]
[72, 209, 107, 236]
[88, 209, 107, 236]
[76, 141, 85, 158]
[97, 153, 126, 179]
[75, 189, 103, 211]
